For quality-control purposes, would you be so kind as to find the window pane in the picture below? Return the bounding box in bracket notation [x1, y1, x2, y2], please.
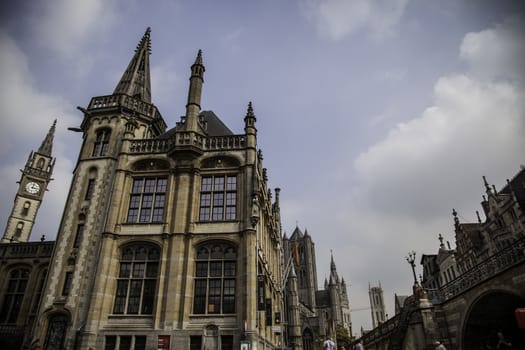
[201, 177, 212, 191]
[135, 336, 147, 350]
[196, 262, 208, 277]
[120, 336, 132, 350]
[146, 262, 158, 278]
[213, 177, 224, 191]
[142, 280, 156, 314]
[224, 262, 236, 276]
[104, 336, 116, 350]
[157, 178, 167, 192]
[144, 178, 156, 192]
[226, 176, 236, 191]
[210, 262, 222, 277]
[132, 179, 144, 193]
[132, 263, 145, 278]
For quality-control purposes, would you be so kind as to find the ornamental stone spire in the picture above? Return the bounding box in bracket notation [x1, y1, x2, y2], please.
[113, 27, 152, 103]
[38, 119, 57, 156]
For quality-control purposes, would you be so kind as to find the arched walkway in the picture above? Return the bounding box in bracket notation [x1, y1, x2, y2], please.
[463, 291, 525, 349]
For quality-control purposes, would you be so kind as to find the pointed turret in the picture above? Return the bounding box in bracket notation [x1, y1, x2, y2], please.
[38, 119, 56, 156]
[113, 27, 152, 102]
[184, 49, 205, 131]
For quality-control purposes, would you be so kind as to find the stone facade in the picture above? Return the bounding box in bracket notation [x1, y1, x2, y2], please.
[0, 28, 285, 350]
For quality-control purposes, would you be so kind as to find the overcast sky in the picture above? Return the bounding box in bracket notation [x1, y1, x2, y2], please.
[1, 0, 524, 336]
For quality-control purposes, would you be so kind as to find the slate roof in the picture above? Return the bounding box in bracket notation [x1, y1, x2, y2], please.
[159, 110, 234, 139]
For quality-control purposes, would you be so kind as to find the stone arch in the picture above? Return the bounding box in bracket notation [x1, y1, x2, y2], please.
[461, 290, 525, 350]
[302, 327, 314, 350]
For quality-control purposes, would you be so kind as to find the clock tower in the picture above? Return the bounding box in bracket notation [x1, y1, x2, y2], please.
[2, 120, 56, 243]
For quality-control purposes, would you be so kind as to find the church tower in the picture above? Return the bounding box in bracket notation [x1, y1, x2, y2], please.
[2, 120, 56, 243]
[369, 282, 386, 328]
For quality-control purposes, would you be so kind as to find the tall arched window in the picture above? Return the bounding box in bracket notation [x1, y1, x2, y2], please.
[113, 244, 160, 315]
[0, 268, 30, 323]
[194, 242, 236, 314]
[92, 129, 111, 157]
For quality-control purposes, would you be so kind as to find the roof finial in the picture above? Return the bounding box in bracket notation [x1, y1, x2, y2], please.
[476, 210, 482, 223]
[438, 233, 445, 248]
[38, 119, 57, 156]
[195, 49, 203, 65]
[483, 176, 492, 194]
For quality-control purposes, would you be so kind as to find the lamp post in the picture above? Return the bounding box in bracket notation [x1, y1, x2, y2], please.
[405, 251, 417, 285]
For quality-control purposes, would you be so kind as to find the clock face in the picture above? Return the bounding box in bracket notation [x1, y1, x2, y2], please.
[25, 181, 40, 194]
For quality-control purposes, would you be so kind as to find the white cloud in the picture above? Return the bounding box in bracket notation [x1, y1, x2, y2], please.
[460, 17, 525, 84]
[353, 18, 525, 219]
[0, 31, 80, 240]
[301, 0, 409, 40]
[335, 17, 525, 330]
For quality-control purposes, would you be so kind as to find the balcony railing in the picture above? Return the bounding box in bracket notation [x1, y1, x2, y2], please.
[427, 236, 525, 303]
[129, 133, 246, 154]
[0, 241, 54, 258]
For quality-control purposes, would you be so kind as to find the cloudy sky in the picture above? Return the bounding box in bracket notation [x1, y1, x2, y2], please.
[1, 0, 524, 335]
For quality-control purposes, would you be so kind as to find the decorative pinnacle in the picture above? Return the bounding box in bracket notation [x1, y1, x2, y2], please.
[438, 233, 444, 248]
[194, 49, 203, 65]
[136, 27, 152, 53]
[246, 101, 255, 117]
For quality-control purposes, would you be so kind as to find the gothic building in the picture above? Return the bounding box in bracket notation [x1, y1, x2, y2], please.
[368, 283, 386, 328]
[282, 226, 352, 349]
[0, 28, 286, 350]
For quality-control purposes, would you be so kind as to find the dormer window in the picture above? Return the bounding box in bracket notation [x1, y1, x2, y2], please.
[92, 129, 111, 157]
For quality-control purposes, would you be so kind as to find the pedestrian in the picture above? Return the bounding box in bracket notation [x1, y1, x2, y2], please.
[434, 341, 446, 350]
[355, 340, 364, 350]
[323, 338, 335, 350]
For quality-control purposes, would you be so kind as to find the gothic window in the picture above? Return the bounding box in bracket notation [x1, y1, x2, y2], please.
[92, 129, 111, 157]
[113, 244, 160, 315]
[31, 269, 47, 314]
[126, 177, 167, 223]
[73, 224, 84, 248]
[22, 201, 30, 216]
[37, 158, 45, 169]
[44, 314, 68, 350]
[14, 222, 24, 239]
[199, 175, 237, 221]
[85, 179, 95, 200]
[193, 242, 236, 314]
[62, 272, 73, 296]
[0, 268, 30, 323]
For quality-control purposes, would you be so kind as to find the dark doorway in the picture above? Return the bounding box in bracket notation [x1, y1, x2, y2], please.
[463, 291, 525, 349]
[44, 314, 68, 350]
[303, 328, 314, 350]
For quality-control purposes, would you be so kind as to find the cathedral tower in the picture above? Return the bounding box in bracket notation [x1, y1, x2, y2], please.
[2, 120, 56, 243]
[369, 282, 386, 328]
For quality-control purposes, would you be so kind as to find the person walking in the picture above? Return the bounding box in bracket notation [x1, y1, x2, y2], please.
[323, 338, 335, 350]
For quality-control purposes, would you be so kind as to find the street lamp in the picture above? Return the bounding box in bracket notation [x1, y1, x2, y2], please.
[405, 251, 417, 284]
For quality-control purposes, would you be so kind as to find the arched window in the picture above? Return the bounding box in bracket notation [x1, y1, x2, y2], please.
[113, 244, 160, 315]
[0, 268, 30, 323]
[44, 314, 68, 350]
[92, 129, 111, 157]
[194, 242, 237, 314]
[14, 222, 24, 239]
[22, 201, 31, 216]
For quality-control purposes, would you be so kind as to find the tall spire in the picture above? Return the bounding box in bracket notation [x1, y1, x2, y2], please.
[184, 49, 205, 131]
[38, 119, 57, 156]
[113, 27, 152, 103]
